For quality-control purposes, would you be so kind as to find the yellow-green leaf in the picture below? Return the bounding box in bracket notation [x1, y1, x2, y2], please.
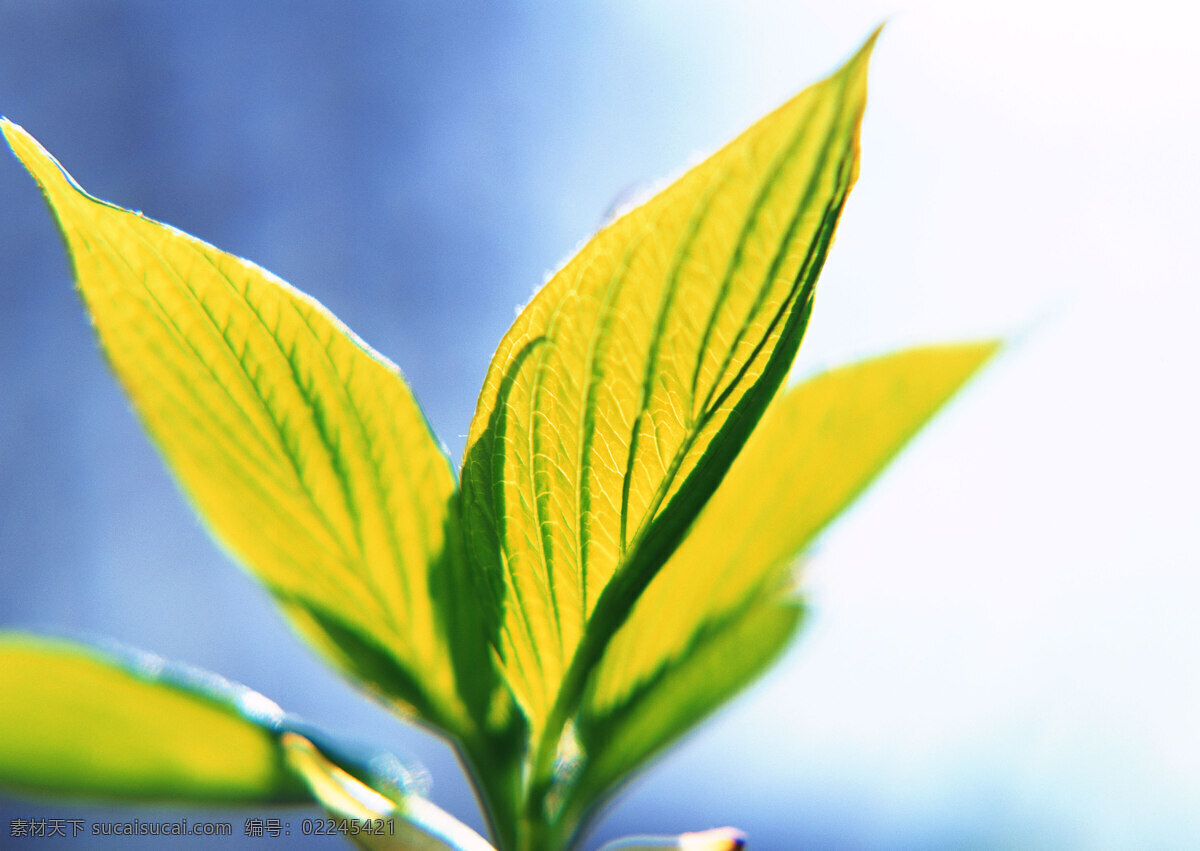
[567, 596, 800, 835]
[0, 632, 306, 803]
[1, 121, 491, 737]
[460, 31, 878, 733]
[281, 732, 498, 851]
[573, 342, 999, 814]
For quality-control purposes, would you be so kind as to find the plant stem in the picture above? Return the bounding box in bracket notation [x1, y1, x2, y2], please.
[455, 732, 524, 851]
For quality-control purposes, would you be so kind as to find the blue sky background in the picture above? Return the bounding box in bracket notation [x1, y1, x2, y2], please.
[2, 1, 1198, 848]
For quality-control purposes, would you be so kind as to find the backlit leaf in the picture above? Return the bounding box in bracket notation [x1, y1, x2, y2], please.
[460, 31, 879, 733]
[567, 596, 800, 835]
[1, 121, 492, 738]
[571, 343, 999, 817]
[0, 632, 306, 803]
[282, 732, 498, 851]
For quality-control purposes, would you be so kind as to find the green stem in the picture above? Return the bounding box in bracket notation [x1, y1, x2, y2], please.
[455, 731, 524, 851]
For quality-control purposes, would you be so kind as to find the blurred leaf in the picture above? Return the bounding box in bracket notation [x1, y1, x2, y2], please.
[570, 596, 800, 834]
[572, 342, 1000, 818]
[596, 828, 746, 851]
[0, 632, 307, 803]
[281, 732, 497, 851]
[460, 30, 878, 736]
[1, 121, 494, 739]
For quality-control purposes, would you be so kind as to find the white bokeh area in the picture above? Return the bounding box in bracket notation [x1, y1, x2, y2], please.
[595, 2, 1200, 848]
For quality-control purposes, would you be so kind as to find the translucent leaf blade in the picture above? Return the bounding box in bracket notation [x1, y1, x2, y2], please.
[576, 342, 1000, 810]
[281, 733, 498, 851]
[570, 597, 800, 830]
[0, 633, 306, 803]
[461, 32, 878, 728]
[1, 121, 485, 736]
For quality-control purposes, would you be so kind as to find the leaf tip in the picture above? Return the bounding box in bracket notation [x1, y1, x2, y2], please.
[920, 339, 1006, 389]
[2, 117, 38, 161]
[1, 117, 32, 162]
[969, 337, 1006, 370]
[863, 21, 886, 53]
[844, 22, 883, 75]
[1, 119, 81, 202]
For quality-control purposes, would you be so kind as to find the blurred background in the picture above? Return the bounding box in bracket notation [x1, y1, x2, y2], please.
[2, 1, 1198, 847]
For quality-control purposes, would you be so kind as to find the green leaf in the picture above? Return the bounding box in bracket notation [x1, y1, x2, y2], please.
[570, 342, 1000, 820]
[0, 631, 491, 848]
[0, 632, 307, 803]
[460, 30, 879, 736]
[567, 596, 800, 837]
[281, 732, 498, 851]
[1, 121, 494, 739]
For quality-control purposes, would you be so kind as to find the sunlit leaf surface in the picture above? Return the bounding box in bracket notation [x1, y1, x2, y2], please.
[461, 32, 878, 731]
[1, 121, 489, 737]
[1, 27, 1001, 849]
[0, 633, 306, 803]
[573, 343, 1000, 812]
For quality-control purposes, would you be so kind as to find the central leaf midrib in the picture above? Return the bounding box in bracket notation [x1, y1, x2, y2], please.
[204, 255, 407, 640]
[115, 214, 407, 642]
[287, 300, 429, 652]
[78, 225, 366, 613]
[528, 64, 868, 802]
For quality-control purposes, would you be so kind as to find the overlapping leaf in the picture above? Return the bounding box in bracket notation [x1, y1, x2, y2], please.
[0, 632, 501, 849]
[282, 733, 498, 851]
[460, 32, 879, 732]
[569, 343, 1000, 817]
[1, 26, 1008, 851]
[1, 122, 492, 738]
[0, 632, 305, 802]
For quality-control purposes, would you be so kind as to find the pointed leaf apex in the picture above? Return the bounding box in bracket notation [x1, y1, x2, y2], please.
[3, 120, 79, 199]
[838, 23, 882, 80]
